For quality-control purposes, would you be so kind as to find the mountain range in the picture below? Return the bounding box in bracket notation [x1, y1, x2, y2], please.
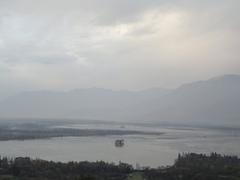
[0, 74, 240, 126]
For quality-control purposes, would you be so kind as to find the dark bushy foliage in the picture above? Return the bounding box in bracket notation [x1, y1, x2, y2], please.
[0, 157, 132, 180]
[0, 153, 240, 180]
[144, 153, 240, 180]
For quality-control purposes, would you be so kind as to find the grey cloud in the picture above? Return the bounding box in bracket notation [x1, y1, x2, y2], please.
[0, 0, 239, 99]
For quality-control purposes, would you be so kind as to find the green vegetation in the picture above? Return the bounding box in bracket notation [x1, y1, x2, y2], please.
[127, 172, 144, 180]
[144, 153, 240, 180]
[0, 153, 240, 180]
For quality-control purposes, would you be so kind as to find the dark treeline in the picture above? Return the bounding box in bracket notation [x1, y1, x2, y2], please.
[144, 153, 240, 180]
[0, 157, 133, 180]
[0, 153, 240, 180]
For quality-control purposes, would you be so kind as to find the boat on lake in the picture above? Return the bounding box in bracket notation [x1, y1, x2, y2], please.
[115, 139, 124, 147]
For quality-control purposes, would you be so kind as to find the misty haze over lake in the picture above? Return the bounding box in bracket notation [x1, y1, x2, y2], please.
[0, 74, 240, 168]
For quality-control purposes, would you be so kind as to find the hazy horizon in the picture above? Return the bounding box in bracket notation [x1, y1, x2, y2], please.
[0, 73, 239, 100]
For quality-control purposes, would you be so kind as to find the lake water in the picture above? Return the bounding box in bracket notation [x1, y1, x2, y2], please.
[0, 123, 239, 168]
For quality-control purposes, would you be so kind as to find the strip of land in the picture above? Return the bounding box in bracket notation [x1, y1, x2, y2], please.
[0, 122, 163, 141]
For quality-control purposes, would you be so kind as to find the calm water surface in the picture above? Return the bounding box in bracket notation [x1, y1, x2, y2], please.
[0, 124, 239, 168]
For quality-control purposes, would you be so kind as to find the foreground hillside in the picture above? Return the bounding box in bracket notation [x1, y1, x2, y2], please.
[0, 153, 240, 180]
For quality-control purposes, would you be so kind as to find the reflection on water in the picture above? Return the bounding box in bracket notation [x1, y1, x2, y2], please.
[0, 124, 239, 168]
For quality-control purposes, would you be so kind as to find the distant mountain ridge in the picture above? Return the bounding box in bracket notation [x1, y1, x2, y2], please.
[145, 74, 240, 126]
[0, 74, 240, 126]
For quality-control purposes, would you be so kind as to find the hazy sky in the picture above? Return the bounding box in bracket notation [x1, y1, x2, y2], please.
[0, 0, 240, 98]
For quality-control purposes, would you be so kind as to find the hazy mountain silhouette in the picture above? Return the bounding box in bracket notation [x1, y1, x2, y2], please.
[0, 74, 239, 126]
[144, 74, 240, 126]
[0, 87, 170, 120]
